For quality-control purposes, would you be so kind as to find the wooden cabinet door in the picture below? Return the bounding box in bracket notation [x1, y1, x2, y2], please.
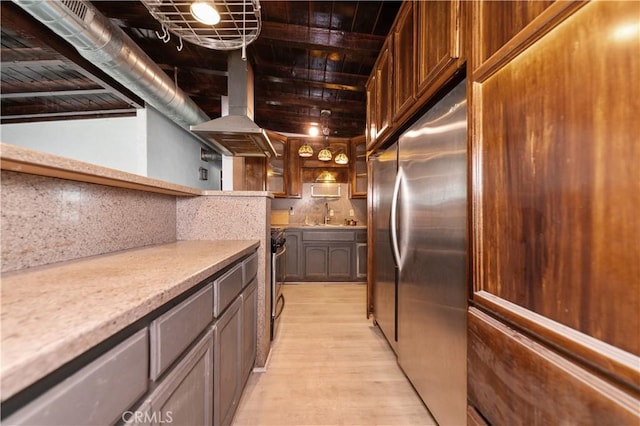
[266, 135, 287, 197]
[349, 136, 367, 198]
[286, 138, 301, 198]
[393, 1, 416, 118]
[415, 0, 461, 97]
[304, 246, 328, 280]
[365, 75, 377, 150]
[284, 230, 303, 281]
[328, 245, 352, 280]
[374, 37, 393, 142]
[214, 297, 242, 426]
[469, 1, 640, 423]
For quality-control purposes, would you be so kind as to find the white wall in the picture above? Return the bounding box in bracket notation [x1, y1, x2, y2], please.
[145, 107, 221, 190]
[0, 115, 146, 175]
[0, 108, 223, 189]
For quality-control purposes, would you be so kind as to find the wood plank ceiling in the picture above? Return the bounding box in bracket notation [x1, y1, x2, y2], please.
[1, 1, 401, 139]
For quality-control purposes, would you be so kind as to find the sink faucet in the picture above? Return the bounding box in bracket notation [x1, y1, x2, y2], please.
[324, 202, 331, 224]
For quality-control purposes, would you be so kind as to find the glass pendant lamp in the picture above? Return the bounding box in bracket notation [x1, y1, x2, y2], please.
[334, 152, 349, 164]
[298, 143, 313, 157]
[318, 147, 332, 161]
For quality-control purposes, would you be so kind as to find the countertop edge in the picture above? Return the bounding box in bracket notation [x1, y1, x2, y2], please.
[0, 142, 203, 197]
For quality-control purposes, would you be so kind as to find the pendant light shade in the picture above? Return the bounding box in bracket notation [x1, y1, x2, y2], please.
[190, 1, 221, 25]
[315, 170, 337, 183]
[334, 152, 349, 165]
[298, 143, 313, 158]
[318, 148, 332, 161]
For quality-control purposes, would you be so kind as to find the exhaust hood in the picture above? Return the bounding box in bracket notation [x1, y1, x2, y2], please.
[191, 50, 276, 158]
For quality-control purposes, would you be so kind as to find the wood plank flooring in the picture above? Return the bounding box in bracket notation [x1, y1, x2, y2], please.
[232, 284, 436, 426]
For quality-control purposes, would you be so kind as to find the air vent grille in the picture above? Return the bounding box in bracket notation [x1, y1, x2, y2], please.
[61, 0, 88, 21]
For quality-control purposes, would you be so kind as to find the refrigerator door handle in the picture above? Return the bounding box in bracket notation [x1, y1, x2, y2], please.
[390, 168, 403, 268]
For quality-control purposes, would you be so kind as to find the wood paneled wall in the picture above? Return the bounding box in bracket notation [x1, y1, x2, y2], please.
[469, 0, 640, 423]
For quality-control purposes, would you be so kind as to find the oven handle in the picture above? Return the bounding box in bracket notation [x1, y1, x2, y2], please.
[274, 293, 285, 320]
[275, 244, 287, 258]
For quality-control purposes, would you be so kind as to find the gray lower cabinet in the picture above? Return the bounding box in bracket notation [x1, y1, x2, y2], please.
[304, 245, 329, 279]
[214, 297, 243, 426]
[329, 246, 352, 279]
[303, 244, 353, 280]
[149, 284, 213, 381]
[241, 278, 258, 382]
[130, 328, 215, 426]
[6, 329, 149, 426]
[5, 249, 258, 426]
[287, 228, 367, 282]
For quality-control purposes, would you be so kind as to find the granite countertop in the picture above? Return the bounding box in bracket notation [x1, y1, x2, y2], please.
[0, 240, 259, 401]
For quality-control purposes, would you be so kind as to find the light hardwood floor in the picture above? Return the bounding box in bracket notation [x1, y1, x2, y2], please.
[232, 284, 436, 426]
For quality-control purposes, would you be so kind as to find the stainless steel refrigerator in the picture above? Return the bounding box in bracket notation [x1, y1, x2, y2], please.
[371, 78, 467, 425]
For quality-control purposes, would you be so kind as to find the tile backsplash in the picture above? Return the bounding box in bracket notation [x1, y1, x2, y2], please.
[271, 183, 366, 226]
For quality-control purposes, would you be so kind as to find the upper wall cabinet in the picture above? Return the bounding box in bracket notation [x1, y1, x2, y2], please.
[266, 133, 287, 196]
[471, 0, 554, 72]
[367, 0, 465, 152]
[349, 136, 367, 198]
[374, 37, 393, 147]
[253, 133, 301, 198]
[393, 2, 416, 118]
[416, 0, 462, 97]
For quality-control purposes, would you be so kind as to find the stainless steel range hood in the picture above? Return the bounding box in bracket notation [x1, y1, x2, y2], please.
[191, 50, 276, 158]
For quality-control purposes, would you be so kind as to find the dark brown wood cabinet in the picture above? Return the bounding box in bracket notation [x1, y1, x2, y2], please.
[365, 73, 377, 150]
[374, 37, 393, 145]
[265, 133, 301, 198]
[249, 135, 366, 197]
[415, 0, 461, 97]
[468, 1, 640, 423]
[393, 1, 415, 118]
[366, 0, 465, 152]
[349, 136, 367, 198]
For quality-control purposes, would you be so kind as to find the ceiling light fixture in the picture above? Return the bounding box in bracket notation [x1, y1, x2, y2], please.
[318, 146, 332, 161]
[190, 1, 221, 25]
[334, 152, 349, 165]
[298, 143, 313, 158]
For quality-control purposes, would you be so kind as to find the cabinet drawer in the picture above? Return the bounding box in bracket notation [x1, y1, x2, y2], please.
[356, 230, 367, 243]
[6, 329, 148, 426]
[243, 252, 258, 286]
[150, 284, 213, 380]
[213, 263, 243, 317]
[302, 231, 355, 241]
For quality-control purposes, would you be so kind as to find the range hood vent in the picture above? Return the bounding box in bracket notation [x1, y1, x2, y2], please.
[191, 115, 274, 158]
[191, 50, 276, 158]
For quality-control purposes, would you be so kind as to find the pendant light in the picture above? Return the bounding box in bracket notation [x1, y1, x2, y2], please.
[318, 135, 332, 161]
[334, 152, 349, 165]
[298, 143, 313, 158]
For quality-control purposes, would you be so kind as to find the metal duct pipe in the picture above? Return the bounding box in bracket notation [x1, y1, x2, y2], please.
[12, 0, 210, 129]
